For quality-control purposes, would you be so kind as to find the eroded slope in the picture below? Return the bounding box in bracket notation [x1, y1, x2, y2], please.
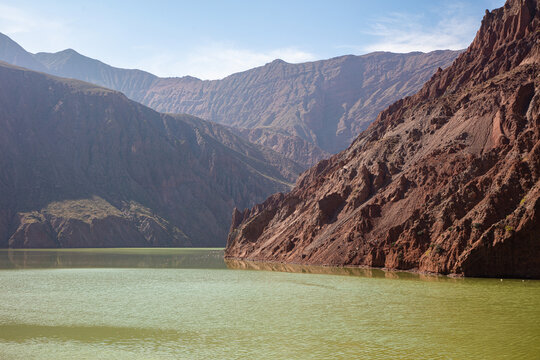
[226, 0, 540, 278]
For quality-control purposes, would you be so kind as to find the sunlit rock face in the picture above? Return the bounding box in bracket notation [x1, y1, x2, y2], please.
[226, 0, 540, 278]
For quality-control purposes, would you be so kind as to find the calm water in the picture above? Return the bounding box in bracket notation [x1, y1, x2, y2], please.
[0, 249, 538, 359]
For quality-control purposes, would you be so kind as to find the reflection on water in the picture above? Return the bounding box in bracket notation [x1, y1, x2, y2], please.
[0, 248, 516, 283]
[1, 249, 449, 282]
[225, 259, 453, 282]
[0, 248, 226, 270]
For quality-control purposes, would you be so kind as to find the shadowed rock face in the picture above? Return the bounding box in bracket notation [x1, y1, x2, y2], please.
[0, 35, 459, 164]
[226, 0, 540, 278]
[0, 62, 302, 248]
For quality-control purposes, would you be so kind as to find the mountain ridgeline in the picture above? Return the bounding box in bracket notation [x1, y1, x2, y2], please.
[226, 0, 540, 278]
[0, 62, 302, 248]
[0, 33, 460, 164]
[128, 52, 461, 156]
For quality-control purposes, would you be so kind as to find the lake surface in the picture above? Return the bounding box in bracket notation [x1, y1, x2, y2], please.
[0, 248, 538, 359]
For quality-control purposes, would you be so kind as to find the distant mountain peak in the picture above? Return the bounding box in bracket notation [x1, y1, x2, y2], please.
[0, 32, 47, 72]
[178, 75, 201, 82]
[57, 48, 80, 56]
[268, 58, 287, 65]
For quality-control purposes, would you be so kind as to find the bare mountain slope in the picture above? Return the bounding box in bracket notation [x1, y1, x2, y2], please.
[139, 51, 461, 156]
[0, 62, 300, 248]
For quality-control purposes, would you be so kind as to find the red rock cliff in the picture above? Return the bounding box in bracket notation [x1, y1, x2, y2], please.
[226, 0, 540, 278]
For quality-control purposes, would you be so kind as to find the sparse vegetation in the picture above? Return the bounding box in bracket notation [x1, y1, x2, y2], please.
[43, 196, 123, 223]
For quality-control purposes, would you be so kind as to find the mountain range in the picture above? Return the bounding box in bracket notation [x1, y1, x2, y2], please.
[0, 33, 460, 164]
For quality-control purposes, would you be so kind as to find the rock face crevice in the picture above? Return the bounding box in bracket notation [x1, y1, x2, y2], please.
[226, 0, 540, 278]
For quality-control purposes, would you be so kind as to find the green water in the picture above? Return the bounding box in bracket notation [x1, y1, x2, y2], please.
[0, 249, 538, 359]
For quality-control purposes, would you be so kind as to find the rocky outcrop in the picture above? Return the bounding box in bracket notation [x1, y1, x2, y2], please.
[0, 34, 459, 163]
[226, 0, 540, 278]
[7, 197, 190, 248]
[0, 62, 301, 248]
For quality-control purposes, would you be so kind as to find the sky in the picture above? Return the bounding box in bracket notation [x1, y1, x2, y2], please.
[0, 0, 505, 80]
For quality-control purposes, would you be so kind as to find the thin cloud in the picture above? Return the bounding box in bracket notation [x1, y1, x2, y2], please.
[360, 6, 479, 53]
[0, 4, 68, 52]
[135, 43, 317, 80]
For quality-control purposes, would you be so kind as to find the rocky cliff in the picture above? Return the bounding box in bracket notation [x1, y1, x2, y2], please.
[0, 62, 301, 248]
[0, 35, 459, 164]
[138, 51, 461, 157]
[226, 0, 540, 278]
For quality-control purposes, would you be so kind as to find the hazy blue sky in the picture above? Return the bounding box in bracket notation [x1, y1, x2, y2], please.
[0, 0, 505, 79]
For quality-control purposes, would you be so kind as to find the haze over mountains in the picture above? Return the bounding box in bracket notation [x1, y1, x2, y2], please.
[0, 33, 47, 73]
[226, 0, 540, 278]
[0, 33, 460, 164]
[0, 61, 302, 247]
